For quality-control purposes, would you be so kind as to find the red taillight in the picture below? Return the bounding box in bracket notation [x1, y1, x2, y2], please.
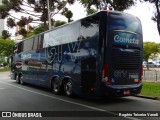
[102, 64, 111, 85]
[139, 65, 144, 83]
[106, 10, 111, 13]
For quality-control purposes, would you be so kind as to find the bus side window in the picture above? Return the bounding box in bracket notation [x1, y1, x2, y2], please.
[38, 34, 44, 49]
[17, 42, 24, 54]
[23, 38, 33, 52]
[33, 36, 39, 50]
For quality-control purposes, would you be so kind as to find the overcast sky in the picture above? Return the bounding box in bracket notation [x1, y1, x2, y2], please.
[125, 1, 160, 43]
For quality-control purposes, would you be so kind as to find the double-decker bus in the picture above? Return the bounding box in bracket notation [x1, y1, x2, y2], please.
[10, 11, 143, 98]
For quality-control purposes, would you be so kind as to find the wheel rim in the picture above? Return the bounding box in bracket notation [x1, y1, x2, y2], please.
[65, 81, 72, 95]
[16, 76, 19, 83]
[53, 81, 59, 93]
[20, 75, 23, 84]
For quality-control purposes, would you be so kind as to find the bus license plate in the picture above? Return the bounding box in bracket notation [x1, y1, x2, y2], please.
[124, 90, 130, 95]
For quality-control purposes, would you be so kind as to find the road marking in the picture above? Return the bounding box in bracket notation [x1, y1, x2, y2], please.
[1, 77, 10, 79]
[0, 88, 5, 89]
[0, 81, 141, 120]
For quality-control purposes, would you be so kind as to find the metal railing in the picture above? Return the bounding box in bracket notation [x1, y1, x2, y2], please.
[143, 70, 160, 82]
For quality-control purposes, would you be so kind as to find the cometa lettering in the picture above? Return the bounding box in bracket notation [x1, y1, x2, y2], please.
[114, 35, 139, 44]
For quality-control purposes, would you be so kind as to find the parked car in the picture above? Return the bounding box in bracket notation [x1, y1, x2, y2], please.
[143, 61, 147, 67]
[155, 61, 160, 67]
[147, 62, 155, 67]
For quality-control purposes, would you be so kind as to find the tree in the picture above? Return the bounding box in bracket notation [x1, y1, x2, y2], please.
[79, 0, 136, 15]
[143, 42, 160, 69]
[0, 0, 75, 37]
[24, 20, 67, 39]
[143, 0, 160, 37]
[0, 0, 75, 24]
[54, 20, 67, 27]
[0, 37, 15, 57]
[2, 30, 11, 39]
[62, 8, 73, 22]
[7, 18, 16, 28]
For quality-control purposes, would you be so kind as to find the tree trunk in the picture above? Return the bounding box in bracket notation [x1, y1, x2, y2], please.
[155, 0, 160, 37]
[146, 60, 149, 70]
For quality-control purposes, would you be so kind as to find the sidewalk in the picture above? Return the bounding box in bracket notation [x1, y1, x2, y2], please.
[136, 95, 160, 101]
[144, 67, 160, 71]
[0, 71, 10, 76]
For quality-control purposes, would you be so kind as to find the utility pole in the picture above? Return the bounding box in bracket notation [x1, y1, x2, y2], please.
[47, 0, 52, 30]
[0, 0, 4, 35]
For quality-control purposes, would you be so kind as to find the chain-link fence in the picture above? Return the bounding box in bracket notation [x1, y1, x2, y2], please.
[143, 70, 160, 82]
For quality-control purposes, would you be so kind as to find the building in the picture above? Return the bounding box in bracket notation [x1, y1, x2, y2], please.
[15, 24, 32, 42]
[0, 0, 4, 35]
[0, 20, 4, 35]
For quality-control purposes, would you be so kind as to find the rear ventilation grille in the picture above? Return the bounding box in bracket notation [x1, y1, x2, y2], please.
[112, 48, 140, 70]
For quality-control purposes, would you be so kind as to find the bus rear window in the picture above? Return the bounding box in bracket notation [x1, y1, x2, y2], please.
[109, 12, 142, 35]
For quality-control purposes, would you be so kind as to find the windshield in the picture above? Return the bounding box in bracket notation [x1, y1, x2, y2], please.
[109, 12, 142, 35]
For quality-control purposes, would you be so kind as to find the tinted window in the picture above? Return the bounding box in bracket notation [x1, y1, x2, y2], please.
[43, 28, 63, 47]
[80, 15, 99, 40]
[38, 34, 44, 49]
[33, 36, 39, 50]
[109, 12, 142, 35]
[43, 22, 81, 48]
[23, 38, 33, 51]
[63, 21, 80, 43]
[17, 42, 23, 53]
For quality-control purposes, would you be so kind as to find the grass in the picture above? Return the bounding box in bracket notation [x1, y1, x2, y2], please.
[0, 68, 10, 72]
[140, 82, 160, 97]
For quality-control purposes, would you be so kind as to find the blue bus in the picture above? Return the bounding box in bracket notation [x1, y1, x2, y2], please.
[10, 11, 143, 98]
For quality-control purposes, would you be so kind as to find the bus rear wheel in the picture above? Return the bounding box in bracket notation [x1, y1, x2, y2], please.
[16, 75, 20, 84]
[20, 74, 24, 85]
[64, 80, 74, 97]
[52, 78, 61, 95]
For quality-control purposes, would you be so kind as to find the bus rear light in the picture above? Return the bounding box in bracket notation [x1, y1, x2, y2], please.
[90, 87, 97, 92]
[102, 64, 111, 85]
[102, 77, 108, 82]
[134, 79, 139, 83]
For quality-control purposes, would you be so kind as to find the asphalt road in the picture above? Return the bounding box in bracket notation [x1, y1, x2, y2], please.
[0, 72, 160, 120]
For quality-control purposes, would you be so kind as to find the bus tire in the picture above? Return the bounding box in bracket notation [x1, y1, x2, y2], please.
[16, 75, 20, 84]
[52, 78, 61, 95]
[64, 80, 74, 97]
[20, 74, 24, 85]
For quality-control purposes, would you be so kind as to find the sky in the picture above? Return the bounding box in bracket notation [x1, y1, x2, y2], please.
[125, 1, 160, 43]
[6, 1, 160, 43]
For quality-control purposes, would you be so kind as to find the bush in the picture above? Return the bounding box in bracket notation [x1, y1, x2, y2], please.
[3, 61, 8, 67]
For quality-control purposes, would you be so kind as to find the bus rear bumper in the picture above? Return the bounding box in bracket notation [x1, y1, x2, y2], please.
[103, 83, 142, 97]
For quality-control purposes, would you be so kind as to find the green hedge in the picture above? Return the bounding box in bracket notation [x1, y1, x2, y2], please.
[0, 68, 10, 72]
[140, 82, 160, 97]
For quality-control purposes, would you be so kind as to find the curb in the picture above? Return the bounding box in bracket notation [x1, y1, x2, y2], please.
[0, 71, 10, 75]
[135, 95, 160, 101]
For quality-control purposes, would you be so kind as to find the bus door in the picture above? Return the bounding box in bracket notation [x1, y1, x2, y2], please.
[81, 56, 97, 95]
[80, 13, 102, 96]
